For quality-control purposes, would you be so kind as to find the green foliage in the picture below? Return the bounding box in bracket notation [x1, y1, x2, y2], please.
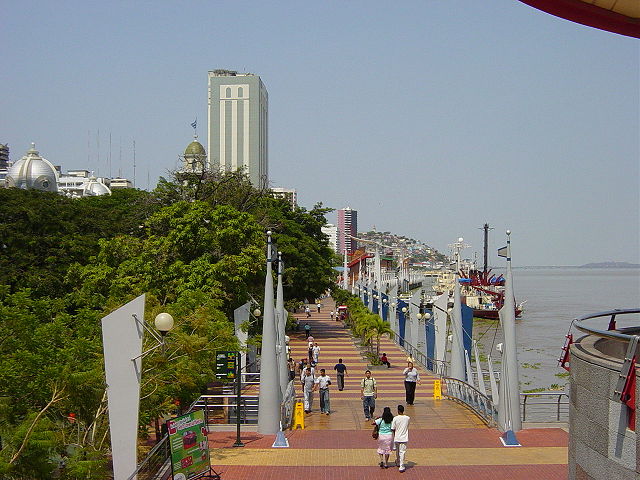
[0, 171, 337, 476]
[0, 188, 155, 298]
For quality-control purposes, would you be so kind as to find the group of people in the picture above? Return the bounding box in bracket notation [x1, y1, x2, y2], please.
[373, 405, 411, 472]
[294, 303, 421, 472]
[301, 366, 332, 415]
[298, 357, 349, 415]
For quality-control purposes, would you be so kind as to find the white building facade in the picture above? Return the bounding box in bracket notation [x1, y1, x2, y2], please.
[207, 70, 268, 188]
[321, 224, 339, 253]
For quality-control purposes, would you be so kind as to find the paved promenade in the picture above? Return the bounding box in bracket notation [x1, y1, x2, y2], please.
[208, 299, 568, 479]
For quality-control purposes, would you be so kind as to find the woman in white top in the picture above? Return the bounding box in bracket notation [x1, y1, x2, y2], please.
[402, 362, 421, 405]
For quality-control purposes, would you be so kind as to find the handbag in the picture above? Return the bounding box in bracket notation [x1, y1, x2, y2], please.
[372, 423, 379, 439]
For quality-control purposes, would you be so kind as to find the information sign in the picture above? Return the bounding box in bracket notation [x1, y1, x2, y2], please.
[215, 351, 238, 380]
[166, 410, 209, 479]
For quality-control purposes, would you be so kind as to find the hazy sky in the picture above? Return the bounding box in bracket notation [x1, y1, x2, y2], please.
[2, 1, 638, 266]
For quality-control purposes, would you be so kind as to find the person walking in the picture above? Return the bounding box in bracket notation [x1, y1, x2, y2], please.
[333, 358, 348, 391]
[380, 353, 391, 368]
[374, 407, 394, 468]
[304, 322, 311, 338]
[314, 368, 332, 415]
[312, 343, 320, 364]
[391, 404, 410, 472]
[360, 370, 377, 420]
[308, 339, 314, 364]
[302, 367, 315, 413]
[287, 357, 296, 381]
[402, 361, 421, 405]
[330, 310, 335, 321]
[316, 303, 321, 313]
[305, 306, 311, 318]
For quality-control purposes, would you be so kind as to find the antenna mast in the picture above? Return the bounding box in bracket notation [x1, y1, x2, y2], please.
[480, 223, 494, 273]
[133, 140, 136, 188]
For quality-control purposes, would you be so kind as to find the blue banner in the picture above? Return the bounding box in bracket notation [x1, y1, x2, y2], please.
[381, 293, 389, 321]
[397, 299, 408, 346]
[425, 309, 435, 371]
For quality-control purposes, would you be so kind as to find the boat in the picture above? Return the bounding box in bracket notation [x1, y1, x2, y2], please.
[460, 272, 525, 319]
[431, 225, 525, 319]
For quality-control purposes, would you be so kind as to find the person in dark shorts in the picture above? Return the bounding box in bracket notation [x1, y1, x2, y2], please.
[333, 358, 348, 391]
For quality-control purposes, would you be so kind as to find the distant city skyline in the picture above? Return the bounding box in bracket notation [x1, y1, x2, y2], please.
[2, 1, 637, 265]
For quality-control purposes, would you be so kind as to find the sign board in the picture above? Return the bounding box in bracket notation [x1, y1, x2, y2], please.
[167, 410, 209, 479]
[292, 401, 305, 430]
[215, 351, 238, 380]
[433, 379, 443, 400]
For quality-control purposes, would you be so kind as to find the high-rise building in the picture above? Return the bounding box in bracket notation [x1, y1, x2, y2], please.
[321, 224, 339, 253]
[0, 144, 9, 169]
[337, 207, 358, 254]
[271, 187, 297, 209]
[207, 69, 268, 188]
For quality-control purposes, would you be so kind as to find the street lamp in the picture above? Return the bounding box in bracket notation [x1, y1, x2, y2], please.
[154, 313, 174, 335]
[132, 312, 175, 360]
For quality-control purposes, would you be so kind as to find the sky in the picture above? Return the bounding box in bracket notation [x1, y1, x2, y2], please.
[2, 1, 638, 266]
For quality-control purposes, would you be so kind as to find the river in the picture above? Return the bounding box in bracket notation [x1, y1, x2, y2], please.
[473, 267, 640, 392]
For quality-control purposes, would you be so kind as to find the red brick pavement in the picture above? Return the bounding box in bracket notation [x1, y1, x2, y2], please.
[208, 298, 568, 480]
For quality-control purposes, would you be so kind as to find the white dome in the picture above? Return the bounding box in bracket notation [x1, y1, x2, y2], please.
[5, 143, 58, 192]
[83, 176, 111, 196]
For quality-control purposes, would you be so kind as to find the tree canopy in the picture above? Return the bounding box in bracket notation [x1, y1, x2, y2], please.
[0, 171, 337, 478]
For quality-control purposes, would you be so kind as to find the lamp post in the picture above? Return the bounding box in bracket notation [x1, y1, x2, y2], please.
[257, 231, 280, 435]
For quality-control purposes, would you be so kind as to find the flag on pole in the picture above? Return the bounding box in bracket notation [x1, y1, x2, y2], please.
[190, 119, 197, 129]
[497, 246, 508, 258]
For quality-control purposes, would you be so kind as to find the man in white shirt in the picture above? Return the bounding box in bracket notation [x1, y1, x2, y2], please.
[301, 367, 315, 413]
[391, 404, 410, 472]
[314, 368, 332, 415]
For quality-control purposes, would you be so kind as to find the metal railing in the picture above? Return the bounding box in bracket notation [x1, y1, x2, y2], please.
[521, 392, 569, 422]
[393, 333, 448, 377]
[441, 377, 498, 426]
[280, 380, 297, 430]
[191, 394, 260, 426]
[128, 436, 170, 480]
[574, 308, 640, 341]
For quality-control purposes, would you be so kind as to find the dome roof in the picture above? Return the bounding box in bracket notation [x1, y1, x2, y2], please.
[5, 143, 58, 192]
[83, 176, 112, 196]
[184, 138, 206, 156]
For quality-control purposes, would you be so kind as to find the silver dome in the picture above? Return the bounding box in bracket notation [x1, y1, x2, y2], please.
[5, 143, 59, 192]
[83, 176, 111, 196]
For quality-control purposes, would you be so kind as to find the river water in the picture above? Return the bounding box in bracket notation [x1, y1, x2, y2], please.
[473, 267, 640, 392]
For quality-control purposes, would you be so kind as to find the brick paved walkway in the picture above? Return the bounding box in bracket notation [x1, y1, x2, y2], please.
[208, 298, 568, 479]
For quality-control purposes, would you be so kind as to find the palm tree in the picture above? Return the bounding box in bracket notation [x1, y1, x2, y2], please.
[363, 315, 394, 357]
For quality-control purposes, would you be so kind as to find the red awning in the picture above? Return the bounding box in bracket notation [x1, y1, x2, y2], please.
[518, 0, 640, 39]
[347, 253, 374, 268]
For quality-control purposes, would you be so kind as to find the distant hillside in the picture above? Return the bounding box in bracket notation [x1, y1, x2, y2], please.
[579, 261, 640, 269]
[358, 230, 448, 263]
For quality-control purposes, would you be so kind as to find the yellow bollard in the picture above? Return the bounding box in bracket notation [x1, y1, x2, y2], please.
[292, 401, 305, 429]
[433, 380, 443, 400]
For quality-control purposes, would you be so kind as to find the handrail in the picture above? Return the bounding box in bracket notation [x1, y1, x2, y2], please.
[441, 376, 497, 426]
[520, 392, 569, 422]
[574, 308, 640, 342]
[393, 332, 448, 377]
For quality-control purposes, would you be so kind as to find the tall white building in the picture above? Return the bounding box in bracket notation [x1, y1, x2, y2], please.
[337, 207, 358, 254]
[321, 224, 339, 253]
[208, 70, 268, 188]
